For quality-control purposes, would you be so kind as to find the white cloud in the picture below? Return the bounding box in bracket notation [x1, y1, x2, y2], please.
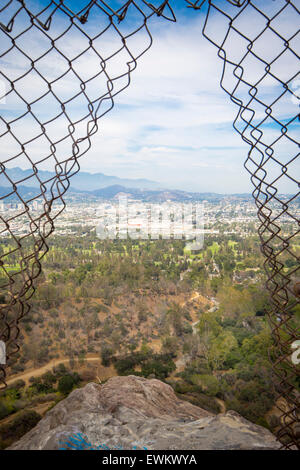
[0, 2, 298, 193]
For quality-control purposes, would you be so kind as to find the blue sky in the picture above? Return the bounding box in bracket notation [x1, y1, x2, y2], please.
[0, 0, 299, 193]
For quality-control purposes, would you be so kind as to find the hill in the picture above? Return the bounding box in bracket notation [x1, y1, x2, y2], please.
[0, 167, 163, 191]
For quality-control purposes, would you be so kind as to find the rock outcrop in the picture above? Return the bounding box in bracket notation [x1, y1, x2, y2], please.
[8, 375, 280, 450]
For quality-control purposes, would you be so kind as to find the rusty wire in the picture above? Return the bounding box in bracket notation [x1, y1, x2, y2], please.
[0, 0, 176, 389]
[0, 0, 299, 450]
[188, 0, 300, 449]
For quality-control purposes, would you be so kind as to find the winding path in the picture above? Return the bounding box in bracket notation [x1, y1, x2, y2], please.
[6, 356, 102, 386]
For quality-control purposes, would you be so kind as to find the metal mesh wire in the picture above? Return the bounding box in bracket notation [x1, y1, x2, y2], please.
[188, 0, 300, 449]
[0, 0, 175, 388]
[0, 0, 299, 450]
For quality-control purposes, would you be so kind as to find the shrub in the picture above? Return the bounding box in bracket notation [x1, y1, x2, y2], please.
[0, 410, 41, 448]
[237, 380, 259, 402]
[190, 374, 220, 397]
[58, 374, 78, 394]
[101, 344, 115, 367]
[141, 358, 176, 380]
[98, 304, 109, 313]
[174, 382, 197, 394]
[52, 363, 67, 377]
[0, 402, 13, 420]
[7, 380, 25, 390]
[179, 392, 221, 414]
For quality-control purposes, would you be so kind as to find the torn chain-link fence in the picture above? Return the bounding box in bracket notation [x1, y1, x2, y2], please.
[189, 0, 299, 449]
[0, 0, 299, 450]
[0, 0, 176, 391]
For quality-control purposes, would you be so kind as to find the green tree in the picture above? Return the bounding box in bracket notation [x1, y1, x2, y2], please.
[208, 331, 238, 370]
[58, 375, 75, 394]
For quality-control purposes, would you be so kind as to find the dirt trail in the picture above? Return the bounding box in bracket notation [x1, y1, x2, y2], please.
[215, 398, 226, 413]
[6, 356, 102, 386]
[180, 291, 202, 307]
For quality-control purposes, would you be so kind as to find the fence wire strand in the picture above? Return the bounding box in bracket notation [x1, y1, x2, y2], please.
[0, 0, 299, 450]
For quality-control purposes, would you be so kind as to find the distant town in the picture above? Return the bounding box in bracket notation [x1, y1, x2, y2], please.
[1, 192, 298, 242]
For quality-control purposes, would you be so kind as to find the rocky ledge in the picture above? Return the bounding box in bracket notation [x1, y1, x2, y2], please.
[8, 375, 280, 450]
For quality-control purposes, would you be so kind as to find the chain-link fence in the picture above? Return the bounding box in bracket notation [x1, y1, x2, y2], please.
[0, 0, 176, 390]
[0, 0, 299, 449]
[188, 0, 299, 449]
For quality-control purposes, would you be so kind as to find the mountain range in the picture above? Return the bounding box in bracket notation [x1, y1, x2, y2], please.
[0, 167, 254, 202]
[0, 167, 163, 191]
